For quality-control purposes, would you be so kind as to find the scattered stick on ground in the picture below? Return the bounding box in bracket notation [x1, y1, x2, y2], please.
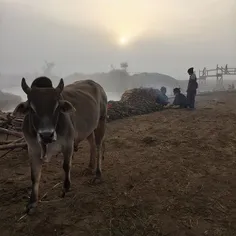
[17, 182, 63, 222]
[0, 142, 27, 151]
[0, 128, 23, 138]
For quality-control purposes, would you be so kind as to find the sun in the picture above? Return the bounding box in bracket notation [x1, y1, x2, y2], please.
[119, 36, 129, 46]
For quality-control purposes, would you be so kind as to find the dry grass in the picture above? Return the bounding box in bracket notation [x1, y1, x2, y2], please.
[0, 92, 236, 236]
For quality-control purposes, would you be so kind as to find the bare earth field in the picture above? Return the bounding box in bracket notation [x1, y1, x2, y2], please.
[0, 91, 236, 236]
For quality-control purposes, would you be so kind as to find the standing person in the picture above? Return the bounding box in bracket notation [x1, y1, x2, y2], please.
[187, 67, 198, 109]
[225, 64, 228, 74]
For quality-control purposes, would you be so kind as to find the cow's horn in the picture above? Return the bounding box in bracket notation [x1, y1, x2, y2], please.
[21, 78, 31, 95]
[56, 78, 64, 94]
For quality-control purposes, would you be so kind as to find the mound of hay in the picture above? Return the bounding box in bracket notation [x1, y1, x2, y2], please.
[120, 87, 158, 106]
[107, 88, 162, 122]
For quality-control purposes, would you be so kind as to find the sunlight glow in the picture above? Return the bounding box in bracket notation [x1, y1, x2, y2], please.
[5, 0, 233, 48]
[119, 36, 129, 46]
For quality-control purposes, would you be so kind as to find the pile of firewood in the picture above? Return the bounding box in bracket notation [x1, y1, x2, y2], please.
[121, 87, 158, 106]
[0, 111, 23, 131]
[0, 88, 162, 152]
[107, 100, 162, 122]
[0, 111, 26, 152]
[107, 88, 162, 121]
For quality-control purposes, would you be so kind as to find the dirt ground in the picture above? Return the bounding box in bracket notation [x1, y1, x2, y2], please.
[0, 91, 236, 236]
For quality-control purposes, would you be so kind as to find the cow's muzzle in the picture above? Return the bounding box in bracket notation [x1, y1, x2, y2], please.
[37, 129, 57, 144]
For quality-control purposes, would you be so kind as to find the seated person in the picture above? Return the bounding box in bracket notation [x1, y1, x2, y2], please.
[172, 88, 188, 108]
[156, 86, 169, 106]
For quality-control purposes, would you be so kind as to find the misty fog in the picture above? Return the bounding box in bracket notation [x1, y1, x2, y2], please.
[0, 0, 235, 111]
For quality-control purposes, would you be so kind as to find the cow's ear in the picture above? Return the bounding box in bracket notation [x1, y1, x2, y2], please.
[59, 100, 76, 113]
[13, 102, 29, 116]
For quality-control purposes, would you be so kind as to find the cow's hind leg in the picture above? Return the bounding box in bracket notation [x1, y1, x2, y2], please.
[92, 118, 106, 183]
[61, 142, 74, 197]
[88, 132, 96, 170]
[81, 133, 96, 176]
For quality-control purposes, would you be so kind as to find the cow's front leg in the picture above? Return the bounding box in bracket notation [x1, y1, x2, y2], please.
[61, 143, 74, 197]
[27, 153, 42, 214]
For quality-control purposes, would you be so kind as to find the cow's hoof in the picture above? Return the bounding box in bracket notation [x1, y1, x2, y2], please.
[61, 188, 70, 198]
[61, 187, 71, 198]
[25, 202, 37, 215]
[61, 181, 71, 198]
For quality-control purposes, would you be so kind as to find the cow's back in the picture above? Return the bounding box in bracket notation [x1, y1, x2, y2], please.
[62, 80, 107, 140]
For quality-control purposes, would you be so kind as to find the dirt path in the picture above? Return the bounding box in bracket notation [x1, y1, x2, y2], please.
[0, 92, 236, 236]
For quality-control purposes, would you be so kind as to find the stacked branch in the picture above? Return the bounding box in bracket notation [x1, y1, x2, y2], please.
[0, 112, 26, 152]
[0, 110, 23, 131]
[107, 88, 162, 122]
[0, 87, 162, 151]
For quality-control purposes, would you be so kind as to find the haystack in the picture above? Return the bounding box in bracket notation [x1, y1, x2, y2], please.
[107, 88, 162, 122]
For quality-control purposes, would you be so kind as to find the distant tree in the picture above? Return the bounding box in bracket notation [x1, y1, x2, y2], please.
[42, 60, 55, 77]
[110, 64, 115, 71]
[120, 62, 128, 72]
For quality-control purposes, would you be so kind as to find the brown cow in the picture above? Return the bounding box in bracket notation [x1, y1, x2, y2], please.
[13, 76, 107, 213]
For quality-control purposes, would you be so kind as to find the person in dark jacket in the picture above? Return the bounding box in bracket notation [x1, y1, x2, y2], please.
[156, 86, 169, 106]
[172, 88, 188, 108]
[187, 67, 198, 109]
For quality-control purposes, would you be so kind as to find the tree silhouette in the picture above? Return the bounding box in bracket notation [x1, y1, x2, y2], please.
[42, 61, 55, 76]
[120, 62, 128, 72]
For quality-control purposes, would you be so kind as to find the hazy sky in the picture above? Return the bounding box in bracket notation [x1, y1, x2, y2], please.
[0, 0, 235, 79]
